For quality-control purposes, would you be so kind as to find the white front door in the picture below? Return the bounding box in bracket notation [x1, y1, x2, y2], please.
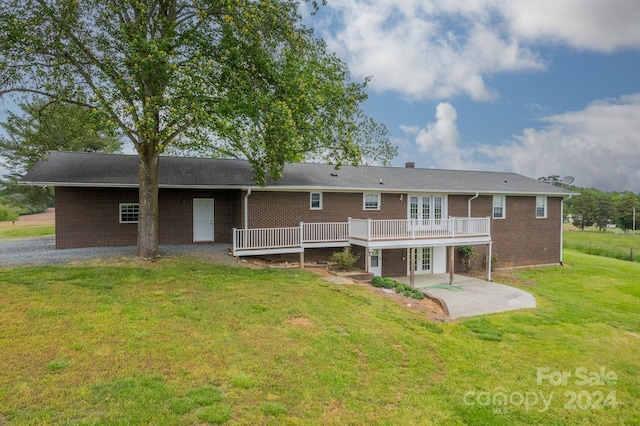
[193, 198, 214, 242]
[370, 249, 382, 277]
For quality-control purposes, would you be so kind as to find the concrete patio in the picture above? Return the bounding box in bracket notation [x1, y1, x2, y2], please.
[394, 274, 536, 319]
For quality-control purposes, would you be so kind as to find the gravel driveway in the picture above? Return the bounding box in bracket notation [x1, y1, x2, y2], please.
[0, 236, 239, 267]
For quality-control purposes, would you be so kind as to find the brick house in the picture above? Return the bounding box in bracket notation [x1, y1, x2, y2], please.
[22, 151, 574, 278]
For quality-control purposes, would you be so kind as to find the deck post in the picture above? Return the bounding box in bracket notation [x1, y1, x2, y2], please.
[487, 242, 493, 282]
[299, 222, 304, 245]
[300, 250, 305, 270]
[367, 218, 372, 241]
[448, 245, 455, 285]
[409, 247, 415, 288]
[232, 228, 236, 256]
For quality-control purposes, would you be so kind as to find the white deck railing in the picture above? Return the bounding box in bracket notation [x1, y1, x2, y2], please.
[233, 226, 301, 251]
[233, 217, 490, 255]
[348, 217, 490, 241]
[302, 222, 349, 243]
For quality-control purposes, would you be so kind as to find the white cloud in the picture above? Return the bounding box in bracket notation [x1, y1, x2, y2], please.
[479, 94, 640, 192]
[402, 102, 473, 169]
[317, 0, 640, 100]
[501, 0, 640, 52]
[403, 95, 640, 192]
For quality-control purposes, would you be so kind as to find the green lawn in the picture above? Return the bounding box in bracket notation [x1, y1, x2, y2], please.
[0, 251, 638, 425]
[0, 225, 55, 239]
[564, 228, 640, 263]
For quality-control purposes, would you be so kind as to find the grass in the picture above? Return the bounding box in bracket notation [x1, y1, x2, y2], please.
[564, 228, 640, 263]
[0, 225, 55, 239]
[0, 252, 639, 424]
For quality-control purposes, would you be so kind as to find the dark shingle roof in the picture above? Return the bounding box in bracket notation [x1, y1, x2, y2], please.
[21, 151, 573, 196]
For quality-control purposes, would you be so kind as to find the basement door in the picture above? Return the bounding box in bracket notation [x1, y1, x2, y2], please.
[193, 198, 214, 242]
[369, 249, 382, 277]
[413, 247, 432, 274]
[410, 247, 447, 275]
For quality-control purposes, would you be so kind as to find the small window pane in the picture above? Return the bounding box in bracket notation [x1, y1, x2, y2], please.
[493, 196, 505, 219]
[120, 203, 139, 223]
[364, 193, 380, 210]
[410, 196, 418, 219]
[310, 192, 322, 210]
[536, 196, 547, 218]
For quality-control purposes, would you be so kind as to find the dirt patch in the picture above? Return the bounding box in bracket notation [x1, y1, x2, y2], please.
[361, 282, 448, 321]
[285, 316, 314, 326]
[0, 208, 55, 229]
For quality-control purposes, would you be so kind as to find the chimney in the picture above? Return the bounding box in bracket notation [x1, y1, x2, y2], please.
[405, 162, 415, 168]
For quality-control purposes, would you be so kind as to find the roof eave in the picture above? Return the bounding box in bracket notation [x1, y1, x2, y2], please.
[19, 180, 575, 196]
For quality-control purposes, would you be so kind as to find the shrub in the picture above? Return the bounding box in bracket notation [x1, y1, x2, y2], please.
[411, 290, 425, 300]
[331, 247, 360, 270]
[459, 245, 476, 272]
[372, 276, 385, 287]
[381, 277, 396, 288]
[372, 277, 399, 289]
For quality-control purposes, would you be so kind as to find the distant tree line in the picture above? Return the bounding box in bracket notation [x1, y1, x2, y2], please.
[539, 176, 640, 233]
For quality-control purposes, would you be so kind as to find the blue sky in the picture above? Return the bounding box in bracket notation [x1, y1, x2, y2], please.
[305, 0, 640, 192]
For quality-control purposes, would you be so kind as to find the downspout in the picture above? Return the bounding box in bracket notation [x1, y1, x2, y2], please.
[560, 195, 573, 266]
[243, 188, 252, 229]
[468, 192, 479, 217]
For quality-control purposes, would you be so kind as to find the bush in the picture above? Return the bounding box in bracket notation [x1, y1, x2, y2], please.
[459, 245, 477, 272]
[331, 247, 360, 270]
[372, 278, 424, 300]
[372, 276, 384, 287]
[372, 276, 398, 289]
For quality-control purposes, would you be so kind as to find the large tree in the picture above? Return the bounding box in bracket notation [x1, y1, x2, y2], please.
[0, 0, 395, 259]
[614, 192, 640, 233]
[0, 99, 120, 212]
[571, 189, 614, 231]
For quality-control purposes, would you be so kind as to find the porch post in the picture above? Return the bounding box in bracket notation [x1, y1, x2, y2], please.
[448, 245, 455, 285]
[232, 228, 236, 256]
[409, 247, 415, 288]
[299, 222, 305, 270]
[487, 242, 493, 282]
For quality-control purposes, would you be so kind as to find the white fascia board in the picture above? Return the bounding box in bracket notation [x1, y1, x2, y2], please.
[19, 181, 574, 197]
[253, 186, 573, 197]
[349, 236, 492, 249]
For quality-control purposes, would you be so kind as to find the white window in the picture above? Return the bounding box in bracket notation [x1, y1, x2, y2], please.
[493, 196, 506, 219]
[536, 196, 547, 218]
[363, 193, 380, 210]
[119, 203, 139, 223]
[310, 192, 323, 210]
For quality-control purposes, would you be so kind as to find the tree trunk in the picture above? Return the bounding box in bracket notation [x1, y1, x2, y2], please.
[136, 148, 160, 259]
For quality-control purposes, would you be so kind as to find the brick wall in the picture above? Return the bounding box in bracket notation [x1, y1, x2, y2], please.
[382, 249, 406, 277]
[55, 187, 240, 249]
[246, 191, 407, 228]
[55, 187, 564, 271]
[448, 194, 563, 270]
